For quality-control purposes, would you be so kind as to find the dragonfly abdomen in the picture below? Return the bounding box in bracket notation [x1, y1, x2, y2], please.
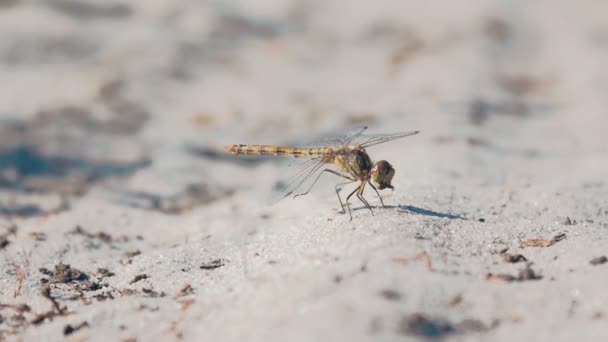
[225, 145, 332, 158]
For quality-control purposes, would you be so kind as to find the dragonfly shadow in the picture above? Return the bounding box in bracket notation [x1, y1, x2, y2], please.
[348, 204, 465, 220]
[397, 205, 465, 220]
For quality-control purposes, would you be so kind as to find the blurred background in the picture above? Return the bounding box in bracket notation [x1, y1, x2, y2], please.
[0, 0, 606, 215]
[1, 1, 608, 341]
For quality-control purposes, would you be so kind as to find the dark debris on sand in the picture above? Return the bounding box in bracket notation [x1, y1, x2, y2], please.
[398, 313, 496, 339]
[486, 263, 543, 283]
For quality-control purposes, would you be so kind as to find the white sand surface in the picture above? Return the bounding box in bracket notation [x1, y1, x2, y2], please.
[1, 1, 607, 341]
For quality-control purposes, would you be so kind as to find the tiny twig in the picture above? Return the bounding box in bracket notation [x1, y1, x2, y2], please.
[41, 284, 64, 313]
[392, 251, 434, 271]
[11, 251, 30, 298]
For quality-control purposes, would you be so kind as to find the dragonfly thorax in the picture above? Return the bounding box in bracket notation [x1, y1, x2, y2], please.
[335, 148, 374, 180]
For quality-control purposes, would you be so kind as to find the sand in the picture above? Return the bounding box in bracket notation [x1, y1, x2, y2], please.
[1, 1, 607, 341]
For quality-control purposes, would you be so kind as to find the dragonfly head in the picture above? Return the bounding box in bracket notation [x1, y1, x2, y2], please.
[371, 160, 395, 190]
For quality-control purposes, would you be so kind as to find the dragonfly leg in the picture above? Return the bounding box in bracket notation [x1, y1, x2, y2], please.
[356, 181, 374, 215]
[367, 180, 386, 208]
[293, 169, 353, 199]
[335, 180, 355, 214]
[345, 185, 360, 221]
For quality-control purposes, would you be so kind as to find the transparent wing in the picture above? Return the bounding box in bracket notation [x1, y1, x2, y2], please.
[295, 126, 368, 149]
[266, 126, 418, 204]
[338, 126, 368, 145]
[353, 130, 420, 148]
[266, 127, 367, 204]
[268, 157, 331, 204]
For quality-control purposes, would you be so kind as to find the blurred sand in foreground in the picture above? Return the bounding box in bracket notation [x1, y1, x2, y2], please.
[0, 1, 607, 341]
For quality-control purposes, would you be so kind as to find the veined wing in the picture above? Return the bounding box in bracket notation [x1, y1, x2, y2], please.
[295, 126, 368, 149]
[269, 156, 332, 203]
[338, 126, 369, 146]
[267, 126, 395, 204]
[266, 128, 366, 203]
[278, 126, 367, 170]
[354, 130, 420, 148]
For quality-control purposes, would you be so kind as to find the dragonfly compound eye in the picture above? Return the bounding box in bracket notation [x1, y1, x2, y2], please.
[371, 160, 395, 190]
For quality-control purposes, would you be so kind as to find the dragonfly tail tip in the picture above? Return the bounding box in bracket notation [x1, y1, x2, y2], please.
[224, 145, 237, 155]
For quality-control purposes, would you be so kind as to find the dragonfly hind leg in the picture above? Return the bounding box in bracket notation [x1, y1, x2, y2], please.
[293, 169, 353, 199]
[345, 186, 358, 221]
[335, 180, 355, 215]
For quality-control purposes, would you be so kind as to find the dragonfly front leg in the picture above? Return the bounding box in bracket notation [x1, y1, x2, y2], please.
[367, 180, 386, 208]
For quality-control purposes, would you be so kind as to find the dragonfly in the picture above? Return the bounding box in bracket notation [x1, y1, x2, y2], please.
[224, 127, 420, 220]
